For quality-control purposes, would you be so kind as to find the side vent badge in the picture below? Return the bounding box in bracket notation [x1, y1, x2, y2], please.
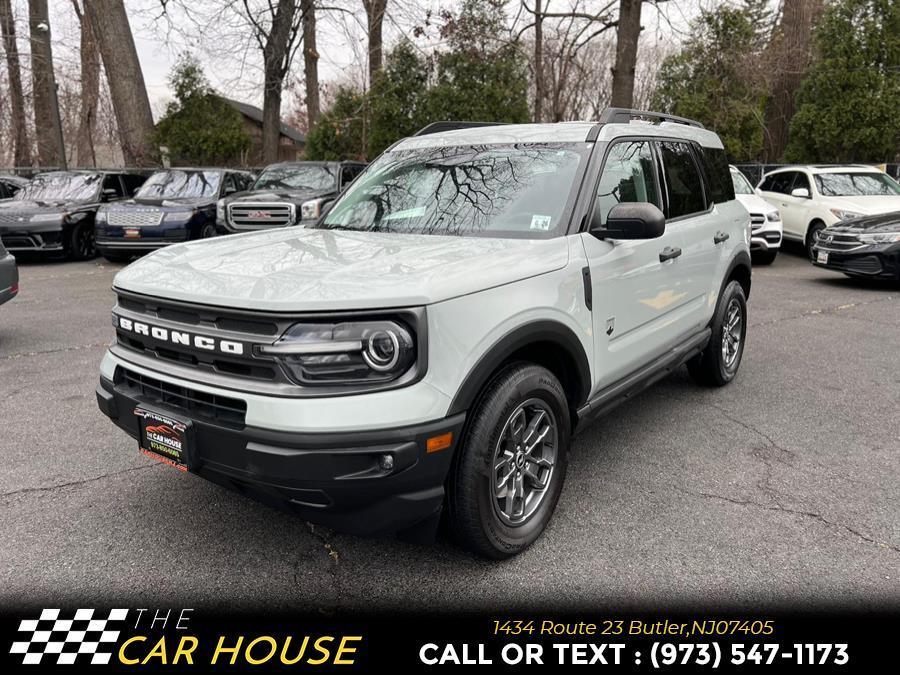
[606, 317, 615, 337]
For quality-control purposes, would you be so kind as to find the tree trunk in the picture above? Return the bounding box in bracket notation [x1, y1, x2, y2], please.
[261, 0, 298, 164]
[762, 0, 824, 162]
[28, 0, 64, 166]
[301, 0, 320, 128]
[533, 0, 543, 123]
[85, 0, 157, 166]
[0, 0, 29, 166]
[72, 0, 99, 167]
[609, 0, 642, 109]
[362, 0, 388, 86]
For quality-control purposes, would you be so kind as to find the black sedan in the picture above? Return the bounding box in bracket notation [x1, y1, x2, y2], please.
[811, 211, 900, 281]
[96, 168, 255, 263]
[0, 171, 147, 260]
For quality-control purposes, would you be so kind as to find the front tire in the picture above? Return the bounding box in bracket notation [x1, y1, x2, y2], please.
[447, 363, 570, 559]
[688, 280, 747, 387]
[67, 221, 96, 261]
[806, 221, 826, 261]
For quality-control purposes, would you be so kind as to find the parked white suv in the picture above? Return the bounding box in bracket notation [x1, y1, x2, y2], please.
[730, 165, 782, 265]
[756, 165, 900, 259]
[96, 109, 752, 558]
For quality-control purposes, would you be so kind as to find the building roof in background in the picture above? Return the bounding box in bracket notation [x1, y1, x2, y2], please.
[217, 96, 305, 145]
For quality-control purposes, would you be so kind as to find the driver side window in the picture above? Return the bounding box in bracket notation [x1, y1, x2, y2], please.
[593, 140, 660, 226]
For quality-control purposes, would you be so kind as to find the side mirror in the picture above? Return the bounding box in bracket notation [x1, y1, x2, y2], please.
[791, 187, 810, 199]
[592, 202, 666, 240]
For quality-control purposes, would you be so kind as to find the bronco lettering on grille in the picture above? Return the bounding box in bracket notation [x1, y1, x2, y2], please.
[115, 315, 245, 355]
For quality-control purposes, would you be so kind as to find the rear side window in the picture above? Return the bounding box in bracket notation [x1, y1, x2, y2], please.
[700, 147, 734, 203]
[592, 140, 661, 227]
[658, 141, 706, 218]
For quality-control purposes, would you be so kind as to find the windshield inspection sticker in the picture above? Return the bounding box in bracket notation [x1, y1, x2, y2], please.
[530, 214, 552, 231]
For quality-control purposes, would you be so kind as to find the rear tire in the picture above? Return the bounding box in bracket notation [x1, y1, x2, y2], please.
[688, 280, 747, 387]
[752, 250, 777, 265]
[447, 363, 570, 559]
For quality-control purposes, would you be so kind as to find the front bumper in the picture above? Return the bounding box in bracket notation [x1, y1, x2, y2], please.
[811, 243, 900, 279]
[0, 223, 65, 253]
[96, 372, 466, 536]
[0, 252, 18, 305]
[750, 224, 782, 252]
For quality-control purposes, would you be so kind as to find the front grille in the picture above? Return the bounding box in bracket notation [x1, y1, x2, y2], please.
[107, 209, 163, 227]
[822, 254, 883, 275]
[116, 367, 247, 428]
[749, 213, 765, 229]
[115, 292, 284, 383]
[816, 231, 864, 251]
[0, 212, 31, 225]
[227, 202, 295, 230]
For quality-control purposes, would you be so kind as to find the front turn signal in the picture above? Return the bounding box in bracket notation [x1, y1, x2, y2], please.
[426, 432, 453, 454]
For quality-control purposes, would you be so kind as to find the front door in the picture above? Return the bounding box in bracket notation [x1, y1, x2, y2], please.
[581, 138, 692, 393]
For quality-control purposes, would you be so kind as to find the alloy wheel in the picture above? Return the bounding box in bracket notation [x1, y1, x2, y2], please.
[491, 398, 558, 527]
[721, 298, 743, 371]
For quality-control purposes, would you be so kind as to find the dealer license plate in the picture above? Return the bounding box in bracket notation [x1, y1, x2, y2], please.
[124, 227, 140, 239]
[135, 407, 190, 471]
[817, 250, 829, 264]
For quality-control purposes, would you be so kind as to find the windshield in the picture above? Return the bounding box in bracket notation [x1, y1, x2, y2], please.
[16, 173, 101, 201]
[253, 165, 336, 191]
[730, 169, 755, 195]
[814, 172, 900, 197]
[136, 170, 221, 199]
[317, 143, 589, 238]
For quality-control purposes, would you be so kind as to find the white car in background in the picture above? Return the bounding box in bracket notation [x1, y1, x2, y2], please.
[756, 165, 900, 260]
[730, 165, 781, 265]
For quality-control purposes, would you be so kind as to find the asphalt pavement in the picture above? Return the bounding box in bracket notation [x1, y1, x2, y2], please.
[1, 249, 898, 612]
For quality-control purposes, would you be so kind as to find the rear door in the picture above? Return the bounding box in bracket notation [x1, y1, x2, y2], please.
[580, 138, 693, 390]
[759, 171, 802, 238]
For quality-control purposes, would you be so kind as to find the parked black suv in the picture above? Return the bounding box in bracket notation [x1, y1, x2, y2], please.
[96, 168, 255, 263]
[217, 161, 366, 232]
[0, 171, 147, 260]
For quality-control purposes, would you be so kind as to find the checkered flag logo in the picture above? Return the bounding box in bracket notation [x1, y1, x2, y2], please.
[10, 609, 128, 665]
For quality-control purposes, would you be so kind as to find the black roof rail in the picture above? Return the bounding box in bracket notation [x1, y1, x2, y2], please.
[413, 121, 507, 136]
[599, 107, 705, 129]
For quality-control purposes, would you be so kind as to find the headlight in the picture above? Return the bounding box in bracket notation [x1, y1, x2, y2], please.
[766, 211, 780, 222]
[30, 213, 62, 223]
[300, 198, 327, 221]
[258, 319, 416, 385]
[858, 231, 900, 244]
[163, 210, 194, 222]
[829, 208, 864, 221]
[216, 199, 225, 221]
[95, 211, 107, 224]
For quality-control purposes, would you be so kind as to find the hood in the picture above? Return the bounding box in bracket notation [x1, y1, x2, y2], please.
[825, 210, 900, 234]
[819, 195, 900, 214]
[0, 199, 72, 212]
[226, 187, 335, 206]
[130, 196, 215, 209]
[113, 228, 570, 311]
[735, 193, 777, 216]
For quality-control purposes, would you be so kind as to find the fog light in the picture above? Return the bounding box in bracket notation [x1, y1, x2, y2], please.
[379, 454, 394, 471]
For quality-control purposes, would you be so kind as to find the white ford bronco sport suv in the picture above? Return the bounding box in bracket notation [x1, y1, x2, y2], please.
[97, 108, 751, 558]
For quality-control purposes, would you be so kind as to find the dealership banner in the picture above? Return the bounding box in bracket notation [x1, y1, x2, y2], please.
[1, 608, 895, 672]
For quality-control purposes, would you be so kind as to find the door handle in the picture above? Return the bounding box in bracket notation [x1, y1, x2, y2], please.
[714, 231, 729, 244]
[659, 246, 682, 262]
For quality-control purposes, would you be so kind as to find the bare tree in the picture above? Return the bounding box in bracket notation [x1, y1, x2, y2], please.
[362, 0, 387, 85]
[86, 0, 157, 166]
[29, 0, 64, 166]
[71, 0, 99, 167]
[610, 0, 642, 108]
[762, 0, 824, 161]
[301, 0, 320, 127]
[533, 0, 544, 122]
[0, 0, 29, 166]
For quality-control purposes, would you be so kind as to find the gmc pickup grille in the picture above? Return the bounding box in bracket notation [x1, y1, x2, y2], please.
[227, 202, 295, 230]
[107, 209, 163, 227]
[116, 367, 247, 428]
